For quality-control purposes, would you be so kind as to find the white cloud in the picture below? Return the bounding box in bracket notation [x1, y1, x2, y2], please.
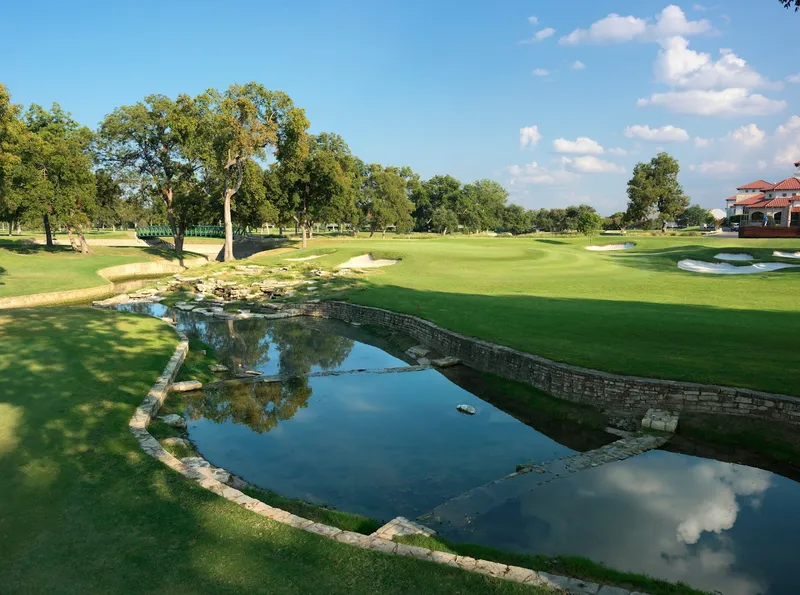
[638, 88, 786, 117]
[507, 161, 577, 185]
[758, 160, 768, 170]
[608, 147, 628, 155]
[559, 5, 710, 45]
[692, 3, 707, 11]
[654, 37, 767, 90]
[528, 16, 538, 25]
[774, 115, 800, 165]
[624, 124, 690, 141]
[520, 125, 543, 148]
[532, 68, 550, 77]
[788, 73, 800, 84]
[694, 137, 713, 148]
[776, 115, 800, 136]
[519, 27, 556, 45]
[535, 27, 555, 41]
[552, 137, 605, 154]
[561, 155, 625, 173]
[571, 60, 586, 71]
[690, 160, 739, 174]
[726, 123, 766, 148]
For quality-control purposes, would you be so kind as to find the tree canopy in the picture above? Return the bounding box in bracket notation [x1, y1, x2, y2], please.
[625, 152, 688, 233]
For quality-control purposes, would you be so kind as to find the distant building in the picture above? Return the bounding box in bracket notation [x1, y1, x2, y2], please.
[725, 161, 800, 227]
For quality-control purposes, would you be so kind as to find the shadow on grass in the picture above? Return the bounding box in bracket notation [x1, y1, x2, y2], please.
[0, 307, 529, 595]
[533, 239, 569, 245]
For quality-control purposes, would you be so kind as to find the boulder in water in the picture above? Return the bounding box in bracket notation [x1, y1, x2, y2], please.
[456, 404, 476, 415]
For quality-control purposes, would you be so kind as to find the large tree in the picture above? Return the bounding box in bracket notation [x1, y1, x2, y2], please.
[625, 152, 688, 233]
[362, 165, 414, 238]
[0, 85, 25, 235]
[195, 83, 302, 260]
[99, 95, 204, 256]
[780, 1, 799, 11]
[502, 204, 532, 235]
[16, 104, 96, 251]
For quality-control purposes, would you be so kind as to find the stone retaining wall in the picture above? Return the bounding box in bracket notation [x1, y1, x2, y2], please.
[0, 257, 208, 310]
[299, 301, 800, 426]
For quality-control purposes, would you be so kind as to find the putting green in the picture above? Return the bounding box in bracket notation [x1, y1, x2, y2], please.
[254, 235, 800, 396]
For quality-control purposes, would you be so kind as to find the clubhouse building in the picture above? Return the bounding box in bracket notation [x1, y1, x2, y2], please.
[726, 161, 800, 228]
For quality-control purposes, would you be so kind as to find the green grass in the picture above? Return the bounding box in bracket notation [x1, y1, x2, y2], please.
[0, 306, 547, 594]
[174, 338, 221, 385]
[0, 243, 187, 298]
[242, 485, 383, 535]
[394, 534, 711, 595]
[251, 236, 800, 396]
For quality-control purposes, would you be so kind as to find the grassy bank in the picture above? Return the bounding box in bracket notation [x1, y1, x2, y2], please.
[0, 243, 187, 298]
[0, 307, 544, 594]
[394, 534, 710, 595]
[249, 236, 800, 396]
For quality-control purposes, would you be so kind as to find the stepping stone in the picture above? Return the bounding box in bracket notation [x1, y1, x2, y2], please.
[432, 356, 460, 368]
[243, 370, 263, 377]
[406, 345, 431, 359]
[159, 414, 187, 429]
[208, 364, 229, 374]
[456, 404, 476, 415]
[641, 408, 679, 433]
[170, 380, 203, 393]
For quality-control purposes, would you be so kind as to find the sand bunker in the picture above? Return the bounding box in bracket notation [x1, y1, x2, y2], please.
[774, 251, 800, 260]
[285, 255, 322, 262]
[585, 243, 635, 251]
[714, 253, 754, 261]
[337, 253, 399, 269]
[678, 259, 800, 275]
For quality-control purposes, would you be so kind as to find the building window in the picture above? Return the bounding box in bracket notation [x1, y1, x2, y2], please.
[783, 193, 788, 197]
[750, 211, 764, 221]
[775, 212, 783, 224]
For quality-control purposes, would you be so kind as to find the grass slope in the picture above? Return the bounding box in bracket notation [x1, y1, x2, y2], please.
[0, 243, 186, 298]
[0, 307, 543, 595]
[251, 236, 800, 396]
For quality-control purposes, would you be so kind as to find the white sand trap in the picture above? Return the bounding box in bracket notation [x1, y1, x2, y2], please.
[285, 254, 322, 261]
[774, 251, 800, 259]
[337, 253, 399, 269]
[714, 253, 754, 261]
[678, 259, 800, 275]
[585, 243, 635, 251]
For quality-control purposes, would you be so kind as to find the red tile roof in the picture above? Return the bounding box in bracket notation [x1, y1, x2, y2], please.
[792, 206, 800, 213]
[725, 195, 738, 201]
[772, 177, 800, 191]
[737, 193, 766, 205]
[737, 180, 774, 190]
[766, 198, 791, 207]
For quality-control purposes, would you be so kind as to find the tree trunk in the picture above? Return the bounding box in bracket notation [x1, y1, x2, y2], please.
[382, 228, 387, 239]
[78, 230, 91, 254]
[301, 223, 307, 249]
[309, 224, 313, 239]
[66, 227, 79, 251]
[661, 220, 667, 234]
[369, 228, 375, 238]
[174, 230, 185, 258]
[223, 189, 234, 261]
[15, 220, 21, 235]
[43, 214, 53, 248]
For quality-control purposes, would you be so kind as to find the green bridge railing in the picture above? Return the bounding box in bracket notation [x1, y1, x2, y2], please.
[136, 225, 248, 239]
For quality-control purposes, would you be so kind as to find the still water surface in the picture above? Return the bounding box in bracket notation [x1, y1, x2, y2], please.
[117, 303, 800, 594]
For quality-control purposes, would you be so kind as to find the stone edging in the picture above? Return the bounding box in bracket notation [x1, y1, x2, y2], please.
[297, 302, 800, 426]
[0, 257, 207, 310]
[130, 326, 649, 595]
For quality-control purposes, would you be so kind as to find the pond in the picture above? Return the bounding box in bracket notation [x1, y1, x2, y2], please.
[116, 303, 800, 594]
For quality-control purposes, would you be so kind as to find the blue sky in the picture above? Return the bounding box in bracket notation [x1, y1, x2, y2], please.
[1, 0, 798, 214]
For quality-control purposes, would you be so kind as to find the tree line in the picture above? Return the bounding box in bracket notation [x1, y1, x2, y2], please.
[0, 82, 542, 260]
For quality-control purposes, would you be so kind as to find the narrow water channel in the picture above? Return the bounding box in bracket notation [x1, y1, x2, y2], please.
[115, 302, 800, 595]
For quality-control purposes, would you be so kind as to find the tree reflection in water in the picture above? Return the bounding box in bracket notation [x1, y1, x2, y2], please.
[182, 318, 354, 432]
[185, 378, 312, 434]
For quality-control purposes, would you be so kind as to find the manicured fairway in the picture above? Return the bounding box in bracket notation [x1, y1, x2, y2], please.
[0, 243, 183, 298]
[0, 307, 542, 595]
[253, 236, 800, 396]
